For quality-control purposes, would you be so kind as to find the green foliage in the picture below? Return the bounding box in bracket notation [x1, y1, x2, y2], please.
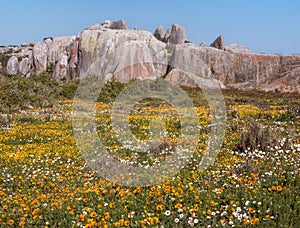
[97, 80, 125, 104]
[59, 80, 80, 100]
[0, 73, 61, 113]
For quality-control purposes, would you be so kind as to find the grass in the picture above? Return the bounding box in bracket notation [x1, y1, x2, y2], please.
[0, 76, 299, 227]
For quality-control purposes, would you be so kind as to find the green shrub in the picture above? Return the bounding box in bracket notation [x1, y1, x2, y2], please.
[0, 72, 61, 113]
[97, 80, 125, 104]
[59, 80, 80, 100]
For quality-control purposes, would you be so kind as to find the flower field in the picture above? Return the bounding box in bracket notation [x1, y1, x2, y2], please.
[0, 89, 299, 227]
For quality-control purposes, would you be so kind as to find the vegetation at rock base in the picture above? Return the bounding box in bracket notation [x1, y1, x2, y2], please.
[0, 73, 61, 113]
[0, 75, 299, 227]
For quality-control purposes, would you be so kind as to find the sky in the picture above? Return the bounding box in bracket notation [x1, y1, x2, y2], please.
[1, 0, 300, 54]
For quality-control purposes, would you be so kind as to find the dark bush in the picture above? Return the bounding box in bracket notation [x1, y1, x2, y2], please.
[237, 120, 280, 152]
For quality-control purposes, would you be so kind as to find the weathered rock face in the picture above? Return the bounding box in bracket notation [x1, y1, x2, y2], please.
[68, 38, 79, 81]
[167, 24, 187, 45]
[169, 43, 300, 92]
[261, 67, 300, 92]
[210, 35, 224, 50]
[78, 29, 168, 83]
[154, 26, 166, 42]
[7, 56, 19, 75]
[33, 43, 48, 73]
[47, 36, 75, 67]
[54, 52, 69, 82]
[19, 57, 30, 76]
[225, 44, 250, 54]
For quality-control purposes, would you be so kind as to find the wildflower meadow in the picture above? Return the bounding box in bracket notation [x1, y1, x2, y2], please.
[0, 84, 299, 227]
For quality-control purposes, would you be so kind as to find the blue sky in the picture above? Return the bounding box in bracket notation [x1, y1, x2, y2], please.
[1, 0, 300, 54]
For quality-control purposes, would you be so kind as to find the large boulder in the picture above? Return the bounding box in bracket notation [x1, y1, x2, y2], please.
[33, 43, 48, 73]
[225, 44, 250, 54]
[154, 26, 166, 42]
[167, 24, 187, 45]
[101, 19, 128, 30]
[19, 57, 30, 76]
[101, 20, 113, 28]
[210, 35, 224, 50]
[43, 37, 53, 47]
[7, 56, 19, 75]
[78, 29, 168, 83]
[109, 19, 128, 30]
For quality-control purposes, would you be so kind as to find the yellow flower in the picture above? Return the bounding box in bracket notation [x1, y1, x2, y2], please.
[277, 186, 282, 191]
[124, 220, 130, 227]
[8, 219, 14, 225]
[104, 212, 110, 220]
[114, 221, 121, 227]
[79, 214, 86, 221]
[32, 208, 40, 216]
[156, 204, 165, 211]
[153, 217, 159, 223]
[250, 217, 256, 224]
[19, 221, 25, 227]
[109, 202, 115, 208]
[175, 203, 182, 209]
[19, 217, 26, 222]
[248, 207, 255, 213]
[90, 211, 97, 218]
[87, 219, 95, 225]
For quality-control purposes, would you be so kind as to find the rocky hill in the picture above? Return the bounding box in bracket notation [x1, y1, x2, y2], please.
[1, 19, 299, 93]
